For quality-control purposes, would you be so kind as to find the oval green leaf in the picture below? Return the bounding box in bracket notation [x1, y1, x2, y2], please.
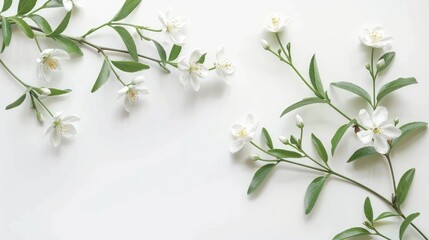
[261, 128, 273, 149]
[396, 168, 415, 207]
[304, 175, 329, 214]
[267, 149, 302, 159]
[399, 212, 420, 240]
[10, 17, 34, 38]
[363, 197, 373, 222]
[280, 97, 326, 117]
[347, 146, 378, 163]
[53, 35, 83, 56]
[333, 227, 371, 240]
[331, 120, 356, 156]
[1, 0, 12, 12]
[377, 77, 417, 102]
[311, 134, 328, 163]
[169, 44, 182, 61]
[2, 16, 11, 46]
[6, 93, 27, 110]
[247, 164, 276, 195]
[392, 122, 427, 147]
[48, 88, 72, 96]
[309, 54, 325, 98]
[29, 14, 53, 34]
[17, 0, 37, 15]
[374, 211, 399, 221]
[112, 0, 142, 22]
[331, 81, 372, 105]
[152, 40, 167, 65]
[112, 26, 138, 61]
[111, 60, 149, 72]
[47, 11, 72, 37]
[91, 59, 112, 93]
[377, 52, 395, 73]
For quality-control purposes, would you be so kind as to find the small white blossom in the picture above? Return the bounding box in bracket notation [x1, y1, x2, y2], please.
[158, 9, 186, 46]
[230, 113, 259, 153]
[261, 39, 270, 50]
[376, 59, 385, 70]
[45, 112, 79, 147]
[39, 87, 51, 96]
[62, 0, 82, 12]
[264, 13, 289, 33]
[117, 76, 149, 112]
[178, 50, 208, 92]
[36, 111, 44, 123]
[359, 26, 393, 49]
[279, 136, 289, 144]
[36, 49, 70, 82]
[249, 154, 260, 161]
[214, 46, 235, 84]
[296, 114, 304, 128]
[357, 106, 401, 154]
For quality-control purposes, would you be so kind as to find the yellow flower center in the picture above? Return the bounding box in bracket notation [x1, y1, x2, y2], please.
[271, 17, 280, 27]
[235, 128, 248, 138]
[373, 127, 381, 135]
[54, 122, 69, 136]
[44, 56, 58, 70]
[127, 89, 139, 102]
[369, 31, 383, 42]
[166, 18, 183, 32]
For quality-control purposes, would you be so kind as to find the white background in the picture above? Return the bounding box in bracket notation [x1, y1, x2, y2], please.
[1, 0, 428, 239]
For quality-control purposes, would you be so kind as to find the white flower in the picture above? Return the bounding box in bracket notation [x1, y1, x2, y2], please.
[261, 39, 270, 50]
[62, 0, 81, 11]
[117, 76, 149, 112]
[296, 114, 304, 128]
[158, 9, 186, 46]
[45, 112, 79, 147]
[264, 13, 289, 33]
[178, 50, 209, 92]
[249, 154, 260, 161]
[359, 26, 393, 49]
[230, 113, 259, 153]
[39, 87, 51, 96]
[279, 136, 289, 144]
[357, 106, 401, 154]
[214, 46, 235, 84]
[36, 49, 70, 82]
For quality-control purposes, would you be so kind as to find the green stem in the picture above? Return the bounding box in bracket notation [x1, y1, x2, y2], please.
[370, 48, 377, 109]
[81, 22, 109, 38]
[275, 33, 290, 60]
[30, 92, 53, 117]
[374, 229, 391, 240]
[110, 22, 162, 32]
[25, 0, 51, 16]
[0, 59, 29, 88]
[385, 154, 397, 195]
[34, 36, 42, 52]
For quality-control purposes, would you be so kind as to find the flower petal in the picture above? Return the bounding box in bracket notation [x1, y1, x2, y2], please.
[231, 124, 244, 136]
[381, 124, 402, 139]
[45, 124, 54, 135]
[50, 131, 61, 147]
[216, 46, 226, 61]
[123, 97, 132, 112]
[374, 134, 390, 154]
[358, 109, 374, 128]
[63, 115, 80, 123]
[178, 58, 190, 71]
[117, 86, 129, 99]
[132, 76, 144, 85]
[61, 123, 77, 138]
[63, 0, 73, 11]
[51, 49, 70, 60]
[372, 106, 388, 127]
[189, 50, 203, 64]
[230, 139, 245, 153]
[190, 76, 200, 92]
[357, 130, 374, 144]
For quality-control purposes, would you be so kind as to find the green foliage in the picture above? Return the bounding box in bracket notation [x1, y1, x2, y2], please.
[197, 53, 207, 64]
[374, 212, 399, 221]
[304, 175, 329, 214]
[377, 52, 395, 73]
[309, 54, 325, 98]
[1, 0, 12, 12]
[261, 128, 273, 149]
[5, 92, 27, 110]
[91, 59, 112, 93]
[47, 11, 72, 37]
[111, 0, 142, 22]
[28, 14, 53, 33]
[396, 168, 415, 207]
[363, 197, 373, 222]
[392, 122, 427, 148]
[53, 35, 83, 56]
[399, 213, 420, 240]
[347, 146, 378, 163]
[10, 17, 34, 38]
[111, 60, 149, 72]
[17, 0, 38, 15]
[267, 149, 302, 159]
[247, 164, 276, 195]
[46, 88, 72, 96]
[2, 16, 12, 46]
[168, 45, 182, 61]
[331, 120, 355, 155]
[152, 40, 167, 65]
[112, 26, 138, 61]
[280, 97, 326, 117]
[333, 227, 371, 240]
[377, 77, 417, 102]
[331, 81, 372, 105]
[311, 134, 328, 163]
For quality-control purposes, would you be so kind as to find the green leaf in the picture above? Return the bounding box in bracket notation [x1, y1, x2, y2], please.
[309, 54, 325, 98]
[331, 120, 356, 156]
[363, 197, 373, 222]
[112, 26, 138, 61]
[17, 0, 37, 15]
[261, 128, 273, 149]
[47, 11, 72, 37]
[152, 40, 167, 65]
[304, 175, 329, 214]
[280, 97, 326, 117]
[1, 0, 12, 12]
[197, 53, 207, 64]
[290, 135, 300, 148]
[247, 164, 276, 195]
[377, 77, 417, 102]
[267, 149, 303, 159]
[10, 18, 34, 38]
[311, 134, 328, 163]
[347, 146, 378, 163]
[399, 213, 420, 240]
[392, 122, 427, 147]
[377, 52, 395, 73]
[333, 227, 371, 240]
[5, 93, 27, 110]
[91, 59, 112, 93]
[29, 14, 52, 33]
[111, 0, 142, 22]
[45, 0, 63, 8]
[396, 168, 415, 207]
[111, 60, 149, 72]
[53, 35, 83, 56]
[374, 212, 399, 221]
[48, 88, 71, 96]
[331, 81, 372, 105]
[168, 44, 182, 61]
[2, 16, 11, 46]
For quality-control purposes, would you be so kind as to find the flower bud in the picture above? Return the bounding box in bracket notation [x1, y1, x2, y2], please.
[376, 59, 385, 70]
[394, 117, 399, 126]
[261, 39, 270, 50]
[365, 63, 371, 70]
[295, 114, 304, 128]
[39, 87, 51, 96]
[249, 154, 260, 161]
[36, 111, 44, 123]
[279, 136, 289, 144]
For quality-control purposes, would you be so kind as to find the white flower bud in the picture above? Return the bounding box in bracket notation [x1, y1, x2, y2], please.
[296, 114, 304, 128]
[36, 111, 44, 123]
[261, 39, 270, 50]
[249, 154, 260, 161]
[376, 59, 385, 70]
[279, 136, 289, 144]
[394, 117, 400, 126]
[39, 87, 51, 96]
